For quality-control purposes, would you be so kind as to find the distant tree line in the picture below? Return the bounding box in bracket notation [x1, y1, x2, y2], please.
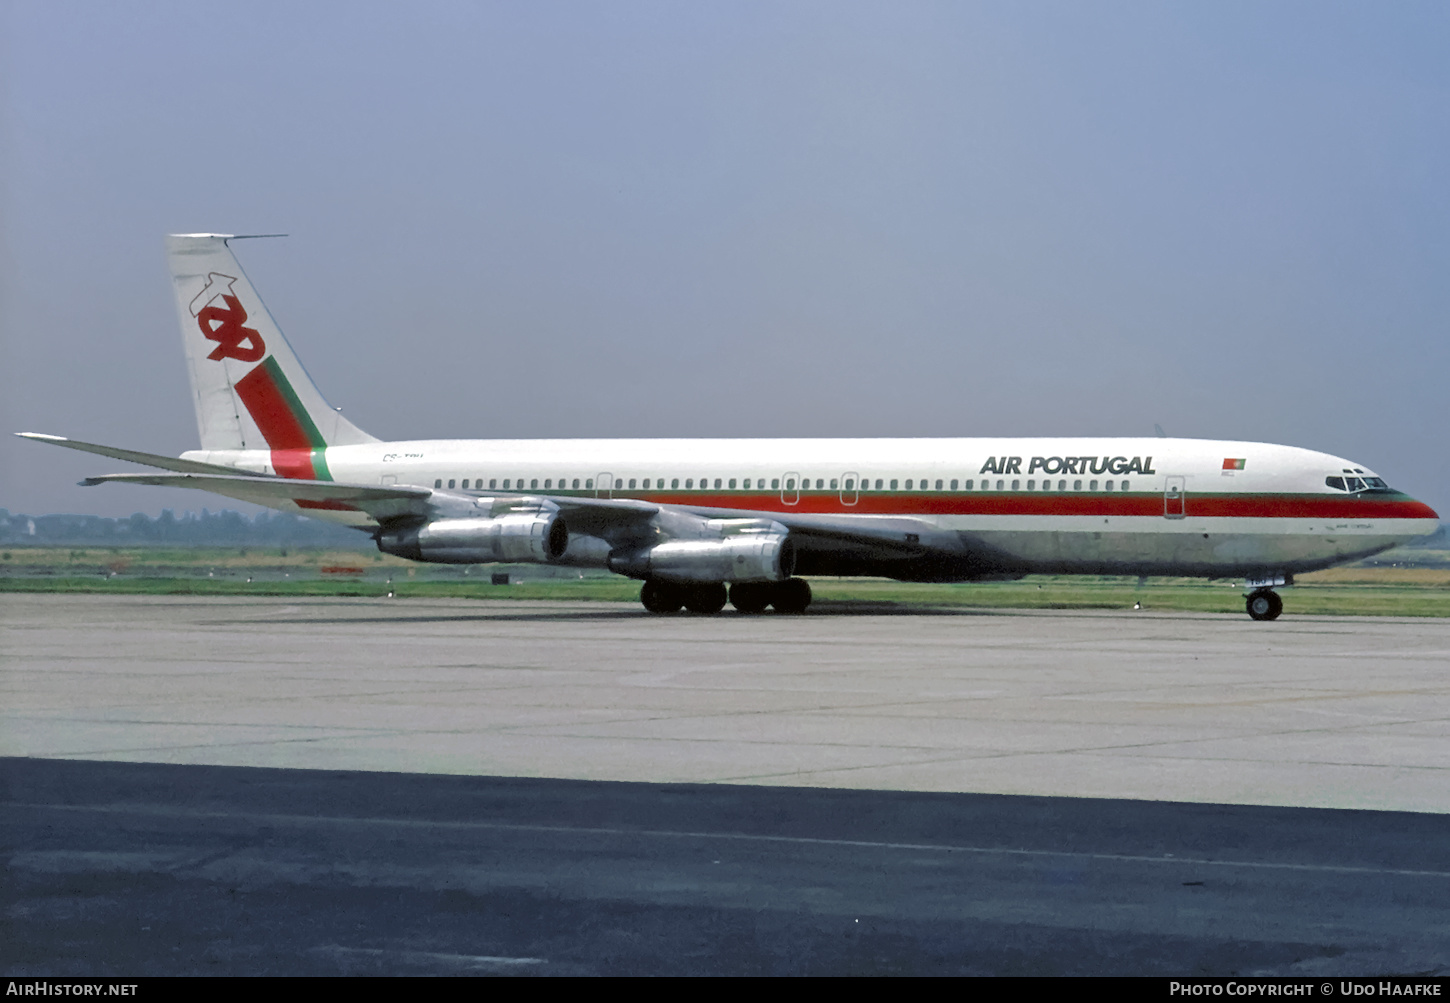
[0, 508, 371, 548]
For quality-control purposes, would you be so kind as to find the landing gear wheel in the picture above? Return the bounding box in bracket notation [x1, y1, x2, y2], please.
[1245, 589, 1283, 621]
[770, 578, 812, 614]
[683, 582, 729, 614]
[729, 582, 770, 614]
[640, 580, 683, 614]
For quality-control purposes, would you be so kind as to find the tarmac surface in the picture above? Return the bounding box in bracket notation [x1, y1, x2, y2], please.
[6, 757, 1450, 976]
[4, 594, 1449, 811]
[4, 594, 1450, 974]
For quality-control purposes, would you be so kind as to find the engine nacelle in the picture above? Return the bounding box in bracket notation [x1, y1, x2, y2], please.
[609, 531, 795, 584]
[378, 511, 568, 565]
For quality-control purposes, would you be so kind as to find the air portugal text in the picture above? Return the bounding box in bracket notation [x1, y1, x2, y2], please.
[980, 456, 1158, 477]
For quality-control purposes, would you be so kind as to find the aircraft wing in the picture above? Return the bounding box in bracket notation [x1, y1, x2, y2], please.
[80, 472, 433, 523]
[15, 432, 269, 477]
[76, 470, 664, 530]
[71, 461, 931, 559]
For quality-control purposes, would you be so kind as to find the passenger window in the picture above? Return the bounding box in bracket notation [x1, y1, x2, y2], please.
[1027, 480, 1035, 490]
[628, 479, 636, 489]
[1089, 480, 1098, 491]
[844, 479, 854, 490]
[1121, 481, 1129, 491]
[772, 478, 780, 489]
[1104, 481, 1113, 491]
[544, 479, 551, 489]
[729, 478, 737, 489]
[715, 478, 723, 489]
[996, 480, 1004, 491]
[686, 479, 694, 489]
[672, 479, 679, 489]
[935, 479, 943, 490]
[448, 479, 456, 489]
[1073, 479, 1081, 491]
[435, 479, 442, 488]
[890, 479, 898, 490]
[572, 479, 579, 489]
[502, 479, 510, 489]
[530, 479, 538, 489]
[786, 478, 795, 489]
[743, 479, 751, 489]
[1011, 480, 1020, 491]
[585, 479, 593, 489]
[875, 479, 883, 490]
[490, 479, 497, 489]
[905, 479, 913, 490]
[950, 479, 958, 490]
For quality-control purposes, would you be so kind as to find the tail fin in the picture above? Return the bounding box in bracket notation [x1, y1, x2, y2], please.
[166, 234, 377, 466]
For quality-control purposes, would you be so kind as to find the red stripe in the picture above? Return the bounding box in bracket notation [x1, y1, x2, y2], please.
[233, 365, 316, 479]
[295, 499, 358, 511]
[600, 491, 1437, 520]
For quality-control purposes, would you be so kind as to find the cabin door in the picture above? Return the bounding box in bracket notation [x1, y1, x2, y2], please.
[1164, 475, 1186, 518]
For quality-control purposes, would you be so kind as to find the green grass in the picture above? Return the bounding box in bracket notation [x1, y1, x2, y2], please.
[4, 573, 1449, 616]
[5, 545, 1448, 615]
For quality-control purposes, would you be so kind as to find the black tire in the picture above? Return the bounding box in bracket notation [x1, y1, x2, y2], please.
[640, 580, 683, 614]
[683, 582, 728, 614]
[730, 582, 770, 614]
[1246, 589, 1282, 621]
[770, 578, 812, 614]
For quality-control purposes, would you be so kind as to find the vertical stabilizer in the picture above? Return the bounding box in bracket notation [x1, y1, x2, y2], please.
[167, 234, 377, 473]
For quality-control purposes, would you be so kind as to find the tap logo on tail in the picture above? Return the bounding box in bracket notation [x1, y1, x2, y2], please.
[190, 272, 266, 362]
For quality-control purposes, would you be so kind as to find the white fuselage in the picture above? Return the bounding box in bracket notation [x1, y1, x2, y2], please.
[184, 435, 1439, 581]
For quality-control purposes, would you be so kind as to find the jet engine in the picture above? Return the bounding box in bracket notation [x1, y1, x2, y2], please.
[377, 510, 568, 564]
[609, 524, 795, 584]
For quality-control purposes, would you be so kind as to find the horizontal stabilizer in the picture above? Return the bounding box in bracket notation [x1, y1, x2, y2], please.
[16, 432, 268, 476]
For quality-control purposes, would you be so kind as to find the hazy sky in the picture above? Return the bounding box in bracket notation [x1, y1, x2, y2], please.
[3, 1, 1448, 517]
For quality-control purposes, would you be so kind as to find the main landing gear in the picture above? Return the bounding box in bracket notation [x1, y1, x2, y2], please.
[1245, 588, 1283, 621]
[640, 578, 812, 615]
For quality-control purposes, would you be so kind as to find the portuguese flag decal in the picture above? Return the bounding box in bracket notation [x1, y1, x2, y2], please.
[234, 357, 333, 481]
[1222, 458, 1247, 471]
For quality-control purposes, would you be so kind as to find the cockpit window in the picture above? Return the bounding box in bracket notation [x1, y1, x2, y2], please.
[1326, 475, 1390, 492]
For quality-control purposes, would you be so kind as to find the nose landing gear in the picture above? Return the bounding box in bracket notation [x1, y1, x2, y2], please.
[1245, 588, 1283, 621]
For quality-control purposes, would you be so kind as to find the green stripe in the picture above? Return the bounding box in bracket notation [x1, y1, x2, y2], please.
[262, 357, 328, 450]
[310, 448, 332, 482]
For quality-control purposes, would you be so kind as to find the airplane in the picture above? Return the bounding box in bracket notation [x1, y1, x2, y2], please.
[18, 233, 1441, 621]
